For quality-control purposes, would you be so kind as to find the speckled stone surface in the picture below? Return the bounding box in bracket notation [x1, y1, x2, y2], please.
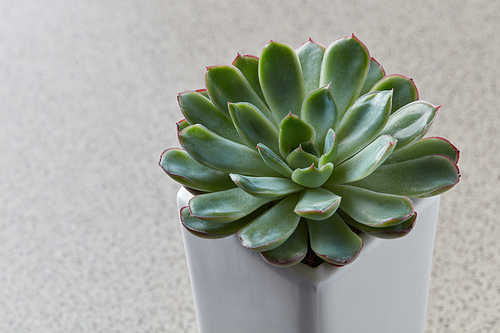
[0, 1, 498, 332]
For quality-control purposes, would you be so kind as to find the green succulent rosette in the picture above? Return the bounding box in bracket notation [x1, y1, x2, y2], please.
[160, 35, 460, 268]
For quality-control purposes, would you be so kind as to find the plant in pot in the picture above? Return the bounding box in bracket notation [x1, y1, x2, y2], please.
[160, 35, 460, 333]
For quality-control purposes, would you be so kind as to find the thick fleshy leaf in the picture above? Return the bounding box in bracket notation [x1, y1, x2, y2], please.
[232, 54, 266, 102]
[189, 187, 272, 223]
[181, 206, 263, 239]
[286, 145, 319, 169]
[300, 140, 320, 157]
[338, 209, 417, 239]
[320, 34, 370, 116]
[335, 90, 393, 163]
[257, 143, 293, 178]
[260, 220, 308, 267]
[159, 148, 235, 192]
[297, 38, 326, 95]
[307, 214, 363, 265]
[351, 154, 460, 197]
[177, 119, 190, 132]
[294, 188, 341, 220]
[228, 102, 279, 152]
[206, 65, 274, 123]
[291, 163, 333, 188]
[325, 135, 397, 185]
[300, 85, 338, 152]
[259, 41, 305, 122]
[385, 136, 460, 164]
[178, 91, 245, 144]
[238, 194, 301, 251]
[179, 125, 279, 177]
[380, 101, 439, 151]
[319, 129, 338, 167]
[370, 74, 418, 113]
[360, 58, 385, 95]
[195, 89, 210, 98]
[279, 112, 316, 157]
[325, 185, 414, 227]
[230, 174, 304, 198]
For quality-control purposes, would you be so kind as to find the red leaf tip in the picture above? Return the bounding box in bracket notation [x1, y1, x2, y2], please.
[232, 53, 242, 65]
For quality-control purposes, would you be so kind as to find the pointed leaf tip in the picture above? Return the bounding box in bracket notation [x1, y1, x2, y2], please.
[279, 112, 316, 157]
[320, 35, 370, 116]
[291, 162, 333, 188]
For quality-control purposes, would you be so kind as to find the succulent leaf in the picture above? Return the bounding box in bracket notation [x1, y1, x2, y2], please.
[286, 145, 319, 169]
[338, 209, 417, 239]
[259, 41, 305, 122]
[256, 143, 294, 178]
[177, 119, 190, 132]
[195, 89, 210, 98]
[369, 74, 418, 113]
[228, 102, 280, 153]
[384, 136, 460, 164]
[326, 185, 414, 227]
[300, 140, 321, 157]
[238, 194, 302, 251]
[294, 187, 341, 220]
[179, 124, 280, 177]
[360, 58, 386, 95]
[260, 220, 308, 267]
[320, 34, 370, 116]
[189, 187, 272, 223]
[381, 101, 438, 151]
[206, 65, 274, 123]
[319, 128, 338, 167]
[326, 135, 397, 185]
[279, 112, 316, 157]
[335, 90, 393, 163]
[291, 163, 333, 188]
[352, 154, 460, 197]
[232, 54, 267, 102]
[307, 214, 363, 265]
[178, 91, 245, 144]
[181, 206, 263, 239]
[230, 174, 304, 198]
[159, 148, 235, 192]
[297, 38, 326, 95]
[300, 85, 339, 152]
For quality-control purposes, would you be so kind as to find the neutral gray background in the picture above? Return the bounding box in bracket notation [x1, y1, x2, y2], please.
[0, 0, 498, 332]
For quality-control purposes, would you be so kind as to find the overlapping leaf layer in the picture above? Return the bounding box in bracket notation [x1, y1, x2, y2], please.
[160, 35, 460, 268]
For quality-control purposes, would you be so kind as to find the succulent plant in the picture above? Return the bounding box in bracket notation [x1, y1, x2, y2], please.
[160, 35, 460, 268]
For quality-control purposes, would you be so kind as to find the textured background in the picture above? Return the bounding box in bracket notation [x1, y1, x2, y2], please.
[0, 0, 498, 332]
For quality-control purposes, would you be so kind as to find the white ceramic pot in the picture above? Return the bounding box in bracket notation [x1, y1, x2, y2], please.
[177, 187, 440, 333]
